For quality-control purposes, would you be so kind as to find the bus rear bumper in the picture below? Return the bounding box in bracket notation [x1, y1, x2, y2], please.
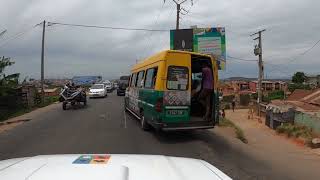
[154, 120, 215, 131]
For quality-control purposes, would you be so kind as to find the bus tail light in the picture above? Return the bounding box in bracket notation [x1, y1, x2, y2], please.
[155, 98, 163, 112]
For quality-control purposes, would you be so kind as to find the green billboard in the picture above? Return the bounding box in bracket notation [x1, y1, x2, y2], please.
[170, 27, 226, 70]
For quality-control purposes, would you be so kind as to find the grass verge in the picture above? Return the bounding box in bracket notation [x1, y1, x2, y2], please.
[276, 123, 313, 146]
[0, 96, 59, 122]
[219, 118, 248, 144]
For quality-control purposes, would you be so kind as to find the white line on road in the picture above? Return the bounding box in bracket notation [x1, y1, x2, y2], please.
[123, 110, 127, 128]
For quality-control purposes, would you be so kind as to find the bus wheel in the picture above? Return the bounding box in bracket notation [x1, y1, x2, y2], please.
[140, 113, 150, 131]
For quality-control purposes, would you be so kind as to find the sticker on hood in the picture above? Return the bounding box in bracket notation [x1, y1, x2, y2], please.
[73, 155, 111, 164]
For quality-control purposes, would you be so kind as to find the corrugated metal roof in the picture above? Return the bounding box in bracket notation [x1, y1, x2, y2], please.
[287, 89, 313, 101]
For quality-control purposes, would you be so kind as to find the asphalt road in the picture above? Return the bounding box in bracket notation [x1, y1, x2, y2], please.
[0, 92, 291, 179]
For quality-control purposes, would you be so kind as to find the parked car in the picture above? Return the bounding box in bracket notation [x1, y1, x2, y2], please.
[88, 84, 107, 98]
[117, 76, 129, 96]
[103, 80, 113, 92]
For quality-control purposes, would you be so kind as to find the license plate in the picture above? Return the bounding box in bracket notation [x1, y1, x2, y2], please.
[167, 110, 184, 115]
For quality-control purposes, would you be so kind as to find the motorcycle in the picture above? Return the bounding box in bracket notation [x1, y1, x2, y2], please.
[59, 85, 87, 110]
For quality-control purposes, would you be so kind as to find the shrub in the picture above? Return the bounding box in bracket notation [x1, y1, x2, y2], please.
[288, 83, 311, 92]
[268, 90, 284, 100]
[276, 123, 312, 140]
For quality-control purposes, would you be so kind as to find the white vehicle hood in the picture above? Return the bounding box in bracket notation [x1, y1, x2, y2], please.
[0, 154, 231, 180]
[90, 89, 104, 93]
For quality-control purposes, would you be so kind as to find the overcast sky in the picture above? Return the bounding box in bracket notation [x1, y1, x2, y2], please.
[0, 0, 319, 80]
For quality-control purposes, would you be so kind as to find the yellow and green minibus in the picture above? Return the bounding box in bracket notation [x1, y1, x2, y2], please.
[125, 50, 219, 131]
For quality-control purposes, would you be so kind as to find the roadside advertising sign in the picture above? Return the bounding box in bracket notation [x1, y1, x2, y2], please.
[170, 27, 226, 70]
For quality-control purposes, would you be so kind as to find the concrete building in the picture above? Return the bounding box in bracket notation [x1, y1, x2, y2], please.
[268, 89, 320, 134]
[249, 81, 287, 92]
[219, 81, 253, 96]
[306, 75, 320, 88]
[38, 88, 60, 97]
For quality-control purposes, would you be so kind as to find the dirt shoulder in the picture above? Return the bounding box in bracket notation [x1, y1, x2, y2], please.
[217, 109, 320, 180]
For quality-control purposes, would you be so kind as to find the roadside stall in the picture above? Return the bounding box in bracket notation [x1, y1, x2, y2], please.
[266, 103, 295, 129]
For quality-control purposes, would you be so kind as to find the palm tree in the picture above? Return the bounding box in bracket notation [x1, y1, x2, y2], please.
[0, 56, 20, 96]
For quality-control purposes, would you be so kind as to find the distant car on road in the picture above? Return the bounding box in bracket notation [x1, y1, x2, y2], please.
[117, 76, 129, 96]
[88, 84, 107, 98]
[102, 80, 113, 92]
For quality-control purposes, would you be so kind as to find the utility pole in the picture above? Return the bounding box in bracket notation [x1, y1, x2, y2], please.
[251, 29, 266, 117]
[176, 3, 180, 30]
[41, 20, 46, 103]
[172, 0, 188, 30]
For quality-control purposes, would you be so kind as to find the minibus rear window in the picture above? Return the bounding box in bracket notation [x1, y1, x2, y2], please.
[167, 66, 189, 90]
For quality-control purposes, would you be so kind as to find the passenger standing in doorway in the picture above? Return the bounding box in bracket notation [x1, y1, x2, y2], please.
[198, 61, 213, 120]
[232, 98, 236, 112]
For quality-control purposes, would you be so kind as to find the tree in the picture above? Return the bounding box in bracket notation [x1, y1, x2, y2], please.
[292, 72, 306, 84]
[0, 56, 20, 96]
[288, 83, 311, 92]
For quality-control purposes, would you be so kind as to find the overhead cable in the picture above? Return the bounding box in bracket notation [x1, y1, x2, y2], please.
[47, 22, 168, 32]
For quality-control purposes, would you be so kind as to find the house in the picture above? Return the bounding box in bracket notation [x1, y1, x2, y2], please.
[249, 81, 287, 92]
[219, 81, 253, 96]
[38, 88, 60, 96]
[306, 75, 320, 88]
[267, 89, 320, 134]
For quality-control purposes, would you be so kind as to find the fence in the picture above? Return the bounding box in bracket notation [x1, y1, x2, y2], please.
[0, 93, 24, 120]
[0, 85, 37, 121]
[294, 111, 320, 134]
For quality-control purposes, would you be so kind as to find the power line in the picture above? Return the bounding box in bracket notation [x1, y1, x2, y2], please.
[285, 39, 320, 64]
[47, 22, 168, 32]
[0, 30, 7, 38]
[0, 24, 39, 49]
[141, 0, 168, 60]
[263, 38, 320, 75]
[264, 62, 291, 75]
[180, 0, 200, 15]
[227, 55, 257, 62]
[156, 4, 177, 53]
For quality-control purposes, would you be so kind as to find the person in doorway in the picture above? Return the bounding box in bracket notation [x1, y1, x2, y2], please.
[198, 61, 213, 120]
[232, 98, 236, 112]
[221, 108, 226, 119]
[191, 80, 201, 98]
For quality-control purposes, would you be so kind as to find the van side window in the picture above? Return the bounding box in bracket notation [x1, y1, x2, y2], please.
[167, 66, 189, 90]
[130, 73, 137, 87]
[136, 71, 145, 88]
[144, 67, 158, 89]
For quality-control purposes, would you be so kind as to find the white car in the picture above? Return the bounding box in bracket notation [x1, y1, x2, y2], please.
[88, 84, 107, 97]
[0, 154, 232, 180]
[103, 80, 113, 92]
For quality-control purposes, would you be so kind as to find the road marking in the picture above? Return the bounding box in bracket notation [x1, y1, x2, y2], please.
[99, 114, 106, 119]
[123, 110, 127, 128]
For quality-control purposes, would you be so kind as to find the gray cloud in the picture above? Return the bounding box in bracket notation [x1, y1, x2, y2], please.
[1, 0, 319, 80]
